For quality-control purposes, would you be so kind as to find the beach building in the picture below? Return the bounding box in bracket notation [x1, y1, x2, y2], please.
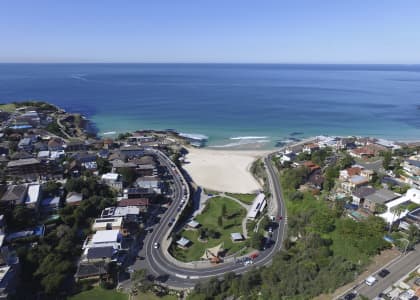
[247, 193, 266, 220]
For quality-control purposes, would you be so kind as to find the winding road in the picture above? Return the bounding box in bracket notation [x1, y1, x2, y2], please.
[139, 150, 286, 289]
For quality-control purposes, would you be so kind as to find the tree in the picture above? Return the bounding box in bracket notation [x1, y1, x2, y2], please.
[382, 151, 392, 170]
[338, 153, 354, 170]
[389, 205, 405, 232]
[249, 232, 264, 250]
[217, 216, 223, 227]
[119, 167, 137, 186]
[375, 203, 387, 214]
[260, 215, 271, 231]
[97, 157, 112, 174]
[221, 204, 227, 217]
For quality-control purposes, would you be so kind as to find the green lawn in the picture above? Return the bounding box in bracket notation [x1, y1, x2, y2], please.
[69, 287, 128, 300]
[0, 103, 17, 112]
[170, 196, 247, 262]
[226, 193, 256, 205]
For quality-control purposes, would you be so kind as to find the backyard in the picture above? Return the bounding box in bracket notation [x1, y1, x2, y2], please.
[170, 196, 247, 262]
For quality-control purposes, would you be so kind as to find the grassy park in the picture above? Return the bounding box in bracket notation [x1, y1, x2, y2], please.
[226, 193, 256, 205]
[69, 287, 128, 300]
[170, 196, 247, 262]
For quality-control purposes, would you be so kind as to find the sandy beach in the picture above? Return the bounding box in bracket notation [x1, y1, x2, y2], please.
[182, 147, 271, 193]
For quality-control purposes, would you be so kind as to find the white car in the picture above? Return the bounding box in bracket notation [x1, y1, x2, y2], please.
[365, 276, 377, 286]
[153, 242, 160, 249]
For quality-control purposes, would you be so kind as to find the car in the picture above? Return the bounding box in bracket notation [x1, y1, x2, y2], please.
[378, 269, 390, 278]
[343, 292, 357, 300]
[365, 276, 377, 286]
[268, 227, 273, 233]
[153, 242, 160, 249]
[414, 277, 420, 286]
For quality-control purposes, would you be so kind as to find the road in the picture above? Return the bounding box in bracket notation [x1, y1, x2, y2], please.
[135, 150, 286, 289]
[337, 248, 420, 299]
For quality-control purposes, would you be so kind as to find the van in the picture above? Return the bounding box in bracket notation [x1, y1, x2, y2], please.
[365, 276, 377, 286]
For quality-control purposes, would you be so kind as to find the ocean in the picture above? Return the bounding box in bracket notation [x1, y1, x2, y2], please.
[0, 63, 419, 148]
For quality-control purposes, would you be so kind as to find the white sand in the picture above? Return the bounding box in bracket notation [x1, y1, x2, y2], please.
[182, 147, 271, 193]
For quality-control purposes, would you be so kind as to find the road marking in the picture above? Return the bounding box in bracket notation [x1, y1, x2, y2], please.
[175, 274, 188, 279]
[189, 276, 200, 279]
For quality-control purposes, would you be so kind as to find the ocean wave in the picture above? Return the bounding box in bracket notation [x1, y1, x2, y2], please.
[212, 139, 270, 148]
[70, 73, 88, 81]
[179, 133, 209, 140]
[103, 131, 116, 135]
[230, 136, 268, 140]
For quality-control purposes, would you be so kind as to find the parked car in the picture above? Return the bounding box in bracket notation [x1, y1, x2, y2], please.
[343, 292, 357, 300]
[378, 269, 390, 278]
[365, 276, 377, 286]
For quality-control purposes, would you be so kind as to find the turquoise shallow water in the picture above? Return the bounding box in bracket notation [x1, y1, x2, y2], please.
[0, 63, 419, 148]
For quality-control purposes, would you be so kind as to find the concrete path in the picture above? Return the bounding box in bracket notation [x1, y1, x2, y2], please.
[221, 193, 251, 238]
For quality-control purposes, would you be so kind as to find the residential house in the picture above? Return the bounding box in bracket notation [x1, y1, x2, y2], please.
[101, 173, 123, 193]
[135, 177, 161, 194]
[303, 143, 319, 154]
[403, 158, 420, 177]
[349, 147, 375, 159]
[0, 185, 27, 208]
[340, 167, 362, 181]
[307, 170, 324, 190]
[101, 206, 140, 223]
[17, 138, 33, 152]
[399, 207, 420, 230]
[6, 158, 43, 177]
[47, 137, 65, 151]
[352, 186, 376, 206]
[363, 188, 400, 213]
[117, 198, 149, 213]
[342, 175, 369, 192]
[302, 161, 321, 173]
[123, 188, 155, 199]
[379, 188, 420, 225]
[40, 196, 60, 215]
[92, 217, 123, 232]
[64, 140, 87, 152]
[24, 184, 41, 210]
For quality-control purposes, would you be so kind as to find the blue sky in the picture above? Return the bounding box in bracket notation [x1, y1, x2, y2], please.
[1, 1, 420, 63]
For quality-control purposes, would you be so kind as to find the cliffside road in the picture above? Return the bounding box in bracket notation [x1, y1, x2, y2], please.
[135, 150, 287, 289]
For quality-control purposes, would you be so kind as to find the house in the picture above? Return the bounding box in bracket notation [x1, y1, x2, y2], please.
[340, 167, 362, 181]
[403, 158, 420, 177]
[6, 158, 44, 177]
[135, 177, 161, 193]
[83, 229, 122, 250]
[64, 140, 87, 152]
[303, 143, 319, 154]
[47, 137, 65, 151]
[379, 188, 420, 225]
[352, 187, 376, 206]
[350, 147, 375, 159]
[363, 189, 400, 213]
[123, 188, 155, 199]
[0, 185, 27, 208]
[92, 217, 123, 232]
[117, 198, 149, 213]
[342, 175, 369, 192]
[0, 265, 19, 299]
[24, 184, 41, 209]
[360, 169, 375, 181]
[101, 173, 123, 193]
[399, 207, 420, 230]
[279, 151, 296, 164]
[101, 206, 140, 224]
[17, 137, 33, 152]
[65, 192, 83, 206]
[302, 161, 321, 173]
[40, 196, 60, 214]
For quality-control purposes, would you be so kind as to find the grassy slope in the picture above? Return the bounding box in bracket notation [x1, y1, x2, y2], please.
[69, 287, 128, 300]
[226, 193, 256, 205]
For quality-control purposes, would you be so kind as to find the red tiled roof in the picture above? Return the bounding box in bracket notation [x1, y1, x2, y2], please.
[118, 198, 150, 207]
[303, 161, 321, 172]
[346, 167, 362, 177]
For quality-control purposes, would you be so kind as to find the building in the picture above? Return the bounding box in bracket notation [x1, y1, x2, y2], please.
[342, 175, 369, 192]
[176, 237, 191, 248]
[0, 185, 27, 208]
[6, 158, 43, 177]
[123, 188, 155, 199]
[17, 137, 33, 152]
[303, 143, 319, 154]
[101, 173, 123, 193]
[379, 189, 420, 225]
[352, 186, 376, 206]
[362, 189, 400, 213]
[135, 177, 161, 193]
[40, 196, 60, 214]
[101, 206, 140, 223]
[24, 184, 41, 209]
[247, 193, 266, 220]
[92, 217, 123, 232]
[403, 158, 420, 177]
[83, 229, 122, 251]
[399, 207, 420, 230]
[230, 232, 244, 242]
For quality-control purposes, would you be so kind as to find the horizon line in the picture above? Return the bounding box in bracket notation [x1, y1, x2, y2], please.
[0, 61, 420, 65]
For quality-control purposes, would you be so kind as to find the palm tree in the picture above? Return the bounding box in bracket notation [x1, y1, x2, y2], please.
[389, 205, 405, 233]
